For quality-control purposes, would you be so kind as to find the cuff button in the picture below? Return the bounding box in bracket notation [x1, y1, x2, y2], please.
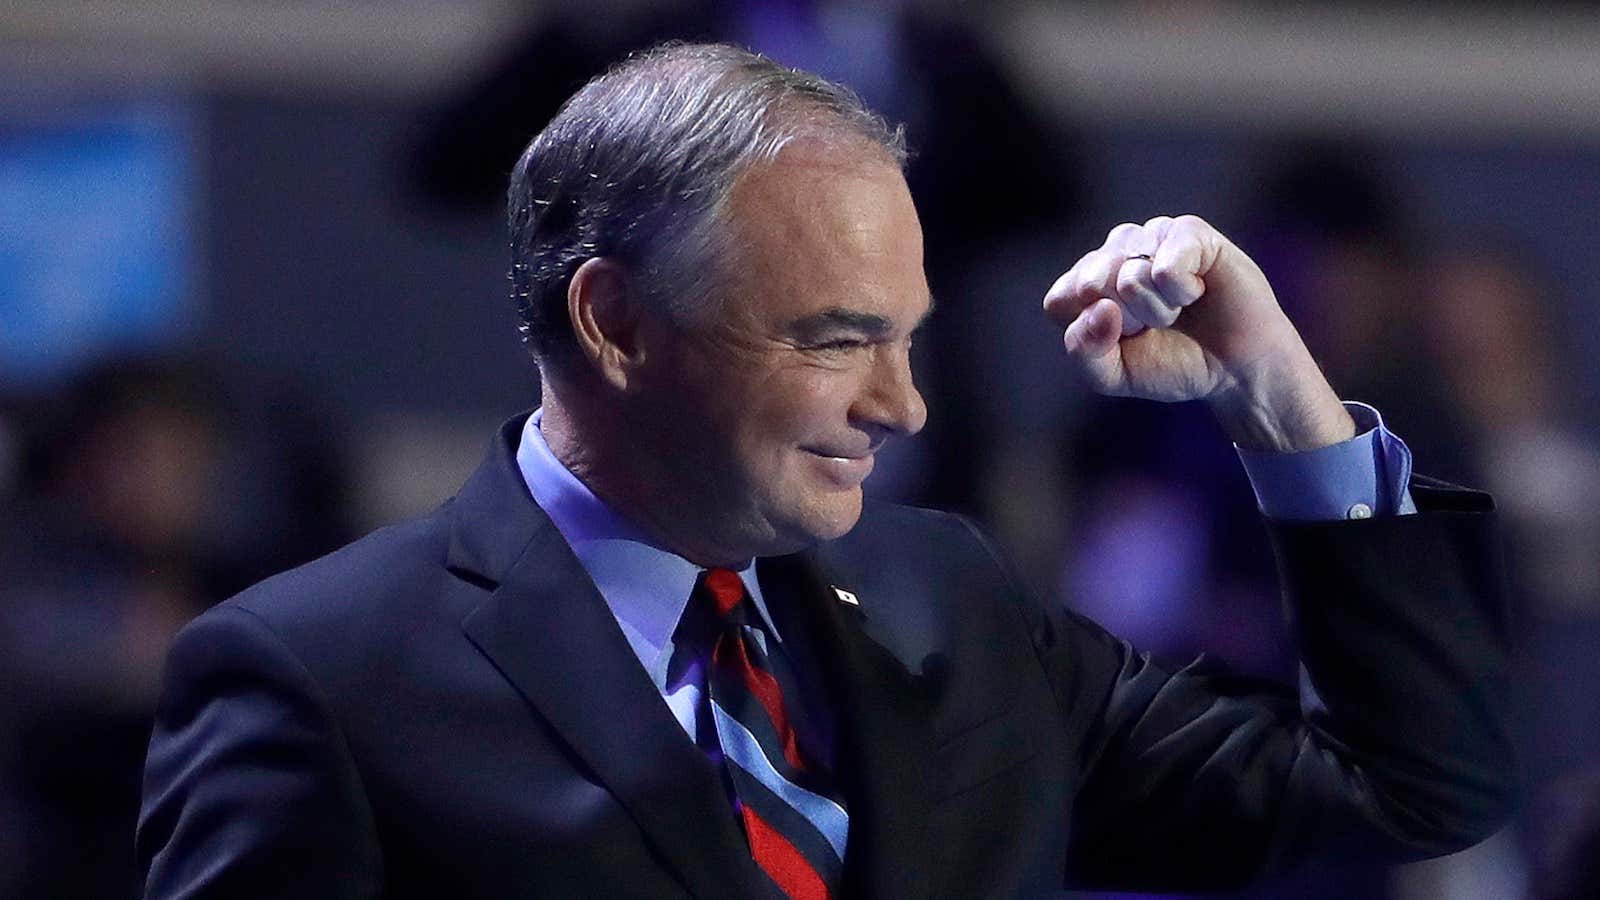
[1346, 502, 1373, 520]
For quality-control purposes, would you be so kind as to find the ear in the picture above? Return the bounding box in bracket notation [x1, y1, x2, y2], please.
[567, 257, 643, 391]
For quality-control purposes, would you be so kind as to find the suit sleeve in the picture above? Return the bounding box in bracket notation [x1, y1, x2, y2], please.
[137, 604, 383, 899]
[987, 475, 1519, 892]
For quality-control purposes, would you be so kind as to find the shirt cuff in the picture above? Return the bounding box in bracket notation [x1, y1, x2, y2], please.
[1236, 401, 1417, 521]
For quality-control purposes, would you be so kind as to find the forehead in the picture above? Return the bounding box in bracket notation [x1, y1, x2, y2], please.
[719, 144, 928, 325]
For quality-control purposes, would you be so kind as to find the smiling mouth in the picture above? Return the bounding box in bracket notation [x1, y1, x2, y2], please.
[804, 449, 876, 486]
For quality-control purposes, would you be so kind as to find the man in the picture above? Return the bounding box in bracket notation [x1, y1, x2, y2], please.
[137, 43, 1514, 898]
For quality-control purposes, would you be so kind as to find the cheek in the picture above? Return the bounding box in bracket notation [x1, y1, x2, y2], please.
[746, 369, 854, 441]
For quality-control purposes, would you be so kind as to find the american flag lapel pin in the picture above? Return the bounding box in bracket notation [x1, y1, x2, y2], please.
[832, 586, 859, 607]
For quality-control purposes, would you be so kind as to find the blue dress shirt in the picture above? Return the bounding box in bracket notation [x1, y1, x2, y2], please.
[1235, 401, 1417, 520]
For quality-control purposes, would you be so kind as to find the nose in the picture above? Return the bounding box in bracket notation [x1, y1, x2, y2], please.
[852, 345, 927, 439]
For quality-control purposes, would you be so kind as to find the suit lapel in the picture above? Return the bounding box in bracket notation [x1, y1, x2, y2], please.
[760, 554, 938, 900]
[451, 418, 776, 900]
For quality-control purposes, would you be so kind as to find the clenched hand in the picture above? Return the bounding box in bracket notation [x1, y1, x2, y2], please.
[1044, 215, 1355, 452]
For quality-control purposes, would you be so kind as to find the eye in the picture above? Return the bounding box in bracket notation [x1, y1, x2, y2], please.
[812, 338, 868, 353]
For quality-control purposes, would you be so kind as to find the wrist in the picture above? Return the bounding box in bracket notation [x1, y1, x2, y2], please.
[1209, 348, 1354, 452]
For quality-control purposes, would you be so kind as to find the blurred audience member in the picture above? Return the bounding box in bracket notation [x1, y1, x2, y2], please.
[1416, 245, 1600, 900]
[0, 357, 353, 897]
[1232, 142, 1465, 461]
[1422, 245, 1600, 619]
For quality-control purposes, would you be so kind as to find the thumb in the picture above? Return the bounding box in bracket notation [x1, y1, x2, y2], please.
[1063, 297, 1126, 394]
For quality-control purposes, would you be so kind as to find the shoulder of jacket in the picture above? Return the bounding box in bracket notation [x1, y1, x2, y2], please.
[216, 510, 452, 638]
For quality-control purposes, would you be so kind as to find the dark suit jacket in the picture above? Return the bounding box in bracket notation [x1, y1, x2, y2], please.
[137, 414, 1516, 899]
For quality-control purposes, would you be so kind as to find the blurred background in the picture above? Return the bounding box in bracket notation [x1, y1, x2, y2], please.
[2, 1, 1598, 897]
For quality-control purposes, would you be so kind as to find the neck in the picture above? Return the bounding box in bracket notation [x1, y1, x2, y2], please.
[538, 380, 763, 569]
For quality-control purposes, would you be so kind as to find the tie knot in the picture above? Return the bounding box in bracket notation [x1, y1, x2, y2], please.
[700, 568, 746, 619]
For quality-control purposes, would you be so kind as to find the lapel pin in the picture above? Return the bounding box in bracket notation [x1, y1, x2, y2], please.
[832, 586, 859, 606]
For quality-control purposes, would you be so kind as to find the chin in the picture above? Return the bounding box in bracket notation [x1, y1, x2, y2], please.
[787, 488, 864, 546]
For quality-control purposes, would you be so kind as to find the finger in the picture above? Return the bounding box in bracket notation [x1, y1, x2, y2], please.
[1041, 266, 1083, 320]
[1043, 248, 1122, 325]
[1150, 227, 1208, 309]
[1105, 223, 1167, 332]
[1102, 221, 1143, 254]
[1072, 247, 1150, 336]
[1117, 299, 1147, 336]
[1062, 297, 1126, 394]
[1116, 257, 1181, 328]
[1141, 215, 1176, 244]
[1046, 220, 1153, 316]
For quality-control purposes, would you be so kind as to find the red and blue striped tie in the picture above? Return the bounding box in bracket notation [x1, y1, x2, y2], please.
[691, 568, 847, 900]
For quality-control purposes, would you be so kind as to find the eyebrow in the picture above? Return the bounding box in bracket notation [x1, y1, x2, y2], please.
[788, 295, 936, 341]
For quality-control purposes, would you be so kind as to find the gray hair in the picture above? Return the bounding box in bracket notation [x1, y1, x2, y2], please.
[506, 42, 907, 366]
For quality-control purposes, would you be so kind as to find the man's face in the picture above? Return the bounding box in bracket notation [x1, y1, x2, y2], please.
[633, 145, 930, 563]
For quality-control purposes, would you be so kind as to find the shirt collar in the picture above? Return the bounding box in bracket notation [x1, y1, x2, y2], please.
[514, 409, 782, 681]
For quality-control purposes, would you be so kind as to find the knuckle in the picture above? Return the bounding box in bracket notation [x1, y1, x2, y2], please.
[1104, 222, 1140, 246]
[1082, 250, 1117, 281]
[1142, 214, 1173, 230]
